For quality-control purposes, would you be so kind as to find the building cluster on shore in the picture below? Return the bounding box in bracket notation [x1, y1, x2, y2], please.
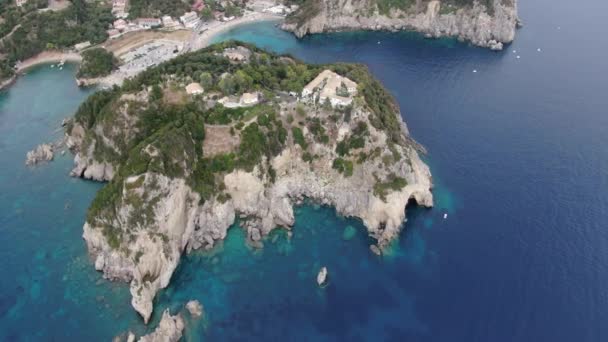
[106, 0, 251, 40]
[106, 11, 202, 40]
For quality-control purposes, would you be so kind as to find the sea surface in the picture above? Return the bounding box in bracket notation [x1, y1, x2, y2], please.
[1, 0, 608, 340]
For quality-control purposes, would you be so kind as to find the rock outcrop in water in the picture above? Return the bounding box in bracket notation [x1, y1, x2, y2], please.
[186, 300, 204, 318]
[25, 143, 54, 166]
[138, 309, 184, 342]
[317, 266, 328, 286]
[67, 42, 433, 323]
[282, 0, 519, 49]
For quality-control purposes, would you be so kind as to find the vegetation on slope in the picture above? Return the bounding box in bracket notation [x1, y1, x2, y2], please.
[127, 0, 191, 19]
[72, 41, 408, 228]
[0, 0, 47, 38]
[77, 48, 118, 78]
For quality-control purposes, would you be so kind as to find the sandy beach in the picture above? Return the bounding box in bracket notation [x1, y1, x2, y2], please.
[188, 12, 283, 51]
[0, 51, 82, 91]
[16, 51, 82, 73]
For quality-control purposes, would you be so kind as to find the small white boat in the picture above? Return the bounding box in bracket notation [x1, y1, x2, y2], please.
[516, 55, 521, 59]
[473, 69, 477, 73]
[443, 213, 448, 219]
[50, 64, 55, 68]
[377, 41, 381, 45]
[537, 48, 542, 52]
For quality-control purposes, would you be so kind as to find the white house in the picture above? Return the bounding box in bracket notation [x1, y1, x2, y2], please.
[240, 92, 259, 106]
[136, 18, 161, 29]
[180, 11, 200, 29]
[186, 82, 204, 95]
[162, 16, 180, 30]
[301, 69, 358, 108]
[222, 47, 251, 62]
[15, 0, 28, 7]
[113, 19, 127, 31]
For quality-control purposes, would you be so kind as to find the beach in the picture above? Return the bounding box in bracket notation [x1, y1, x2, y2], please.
[0, 51, 82, 91]
[16, 51, 82, 73]
[187, 12, 283, 51]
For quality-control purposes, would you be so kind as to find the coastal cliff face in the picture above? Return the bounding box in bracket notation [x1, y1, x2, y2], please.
[67, 42, 433, 323]
[282, 0, 519, 49]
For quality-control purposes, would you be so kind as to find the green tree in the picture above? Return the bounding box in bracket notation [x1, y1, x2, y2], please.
[77, 48, 118, 78]
[199, 72, 213, 89]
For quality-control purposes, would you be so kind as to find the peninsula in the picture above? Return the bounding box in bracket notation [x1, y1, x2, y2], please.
[65, 41, 433, 323]
[282, 0, 520, 50]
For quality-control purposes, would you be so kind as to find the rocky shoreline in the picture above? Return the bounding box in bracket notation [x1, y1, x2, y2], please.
[282, 0, 520, 50]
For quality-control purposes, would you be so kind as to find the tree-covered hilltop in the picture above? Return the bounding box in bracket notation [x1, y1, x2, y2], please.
[0, 0, 112, 81]
[70, 40, 412, 239]
[77, 48, 118, 79]
[70, 42, 433, 321]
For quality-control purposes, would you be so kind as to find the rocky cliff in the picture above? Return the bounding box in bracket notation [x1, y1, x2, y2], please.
[282, 0, 519, 49]
[67, 42, 433, 323]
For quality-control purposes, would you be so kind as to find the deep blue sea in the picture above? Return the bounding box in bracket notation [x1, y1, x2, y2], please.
[1, 0, 608, 340]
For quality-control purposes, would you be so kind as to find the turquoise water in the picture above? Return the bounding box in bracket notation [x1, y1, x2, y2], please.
[2, 0, 608, 339]
[0, 57, 452, 342]
[0, 64, 143, 340]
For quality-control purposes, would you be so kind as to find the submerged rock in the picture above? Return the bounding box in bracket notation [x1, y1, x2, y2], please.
[488, 40, 504, 51]
[186, 300, 204, 318]
[25, 144, 54, 166]
[342, 225, 357, 241]
[370, 244, 382, 256]
[317, 267, 328, 286]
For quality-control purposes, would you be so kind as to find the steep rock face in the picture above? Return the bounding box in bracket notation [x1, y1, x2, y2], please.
[84, 173, 200, 323]
[25, 144, 54, 166]
[67, 90, 148, 181]
[282, 0, 519, 49]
